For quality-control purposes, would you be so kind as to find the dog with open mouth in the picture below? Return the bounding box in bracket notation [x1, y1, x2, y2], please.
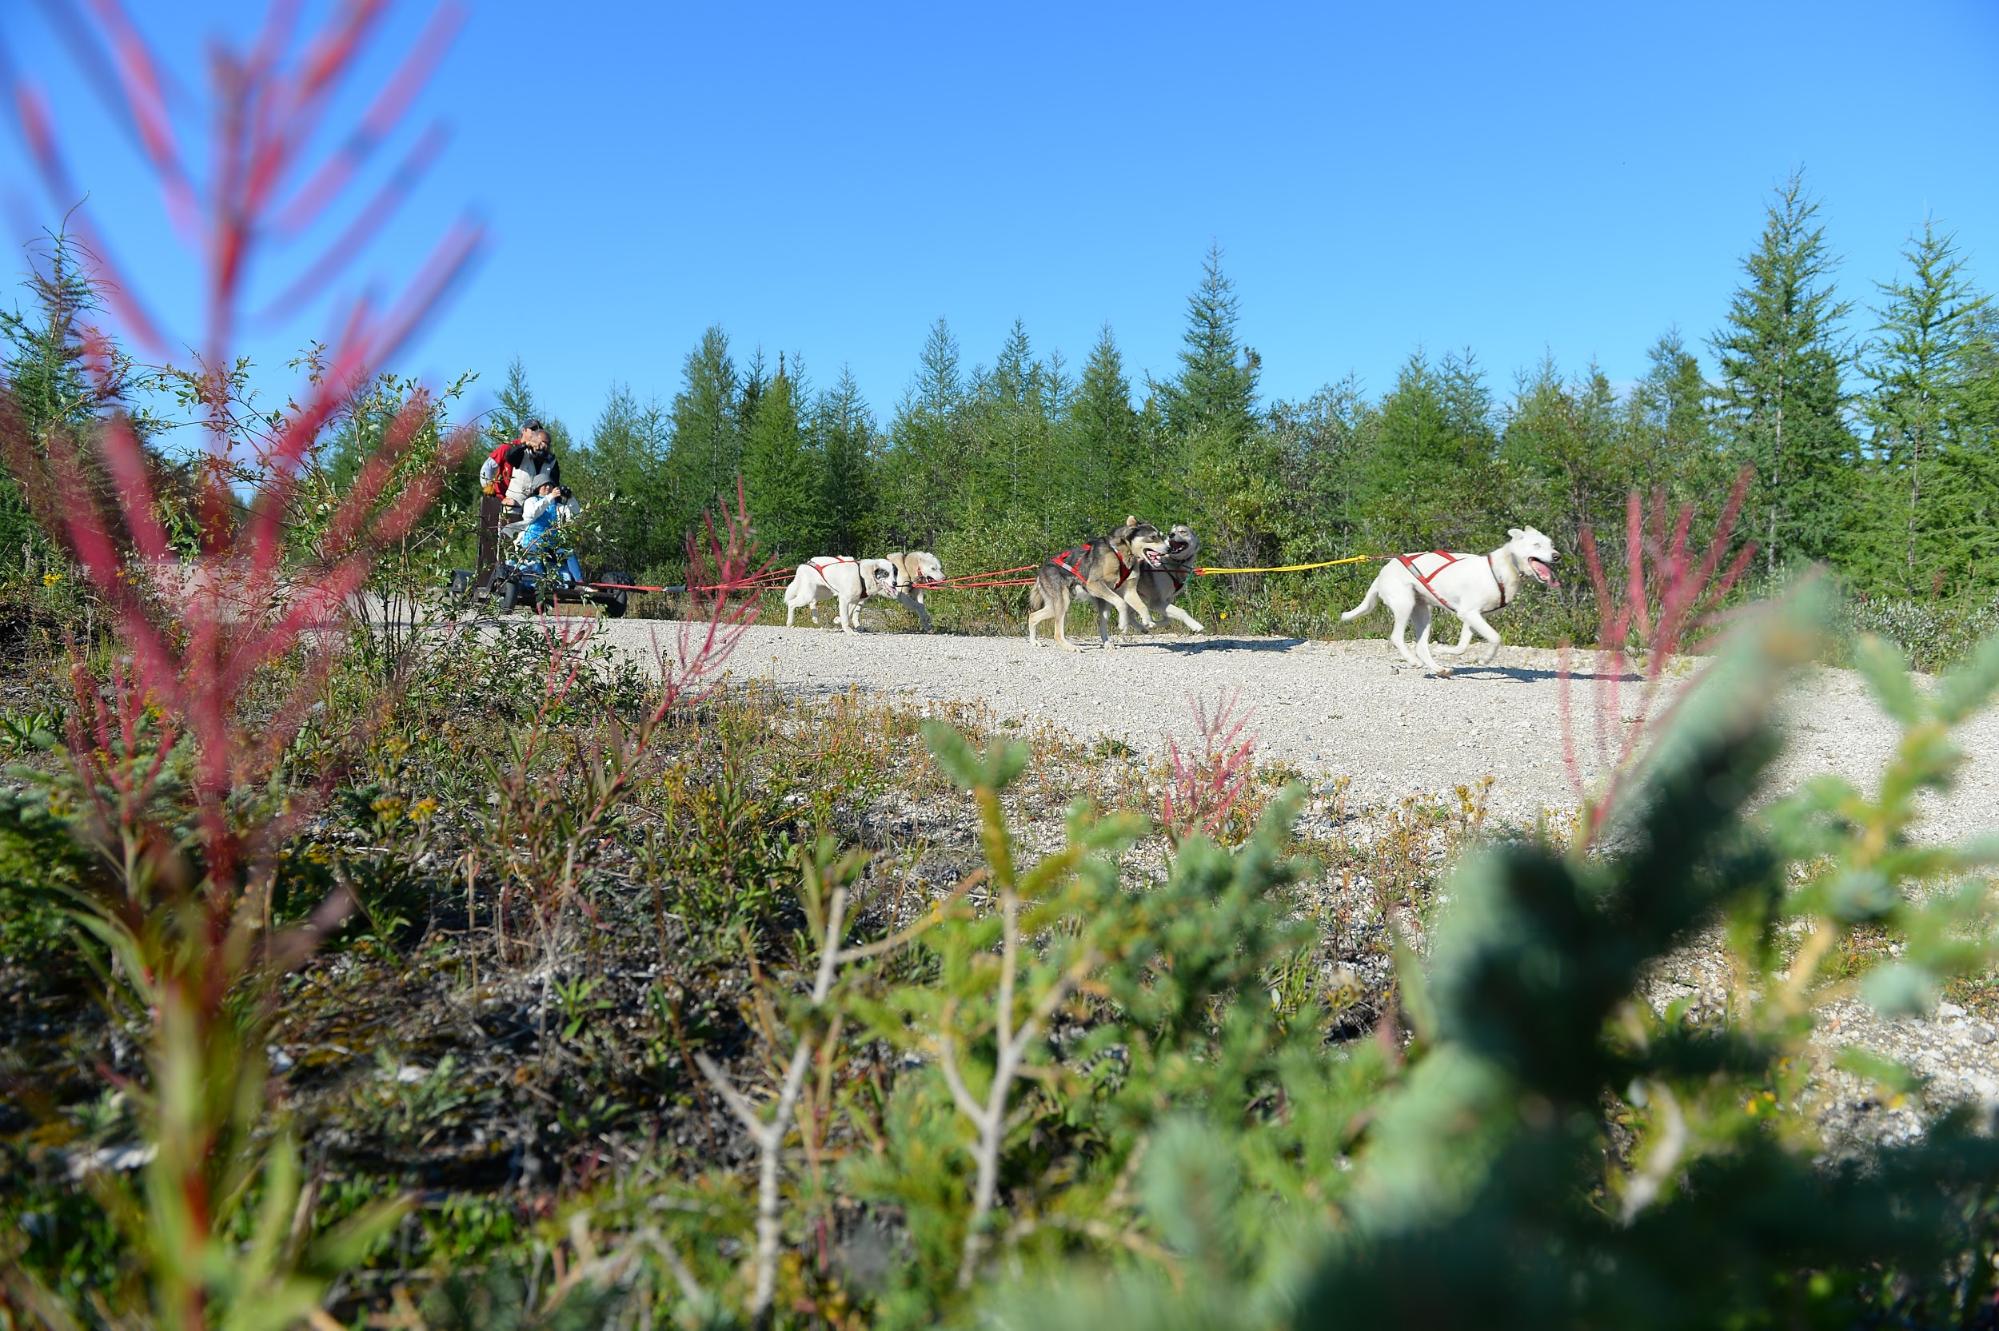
[1120, 522, 1206, 637]
[1026, 516, 1171, 650]
[1340, 525, 1559, 675]
[782, 556, 902, 633]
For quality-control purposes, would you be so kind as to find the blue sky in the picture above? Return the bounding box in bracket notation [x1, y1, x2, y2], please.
[3, 0, 1996, 439]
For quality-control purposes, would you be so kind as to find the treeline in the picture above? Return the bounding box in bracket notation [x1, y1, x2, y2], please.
[490, 172, 1995, 602]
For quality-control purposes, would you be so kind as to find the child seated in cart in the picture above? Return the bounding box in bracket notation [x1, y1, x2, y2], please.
[507, 481, 583, 586]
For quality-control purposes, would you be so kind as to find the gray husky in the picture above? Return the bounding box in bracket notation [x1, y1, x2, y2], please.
[1026, 516, 1172, 649]
[1122, 523, 1205, 635]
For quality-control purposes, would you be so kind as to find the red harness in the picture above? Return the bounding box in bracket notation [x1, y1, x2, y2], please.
[1395, 550, 1509, 611]
[805, 556, 873, 598]
[1051, 543, 1131, 591]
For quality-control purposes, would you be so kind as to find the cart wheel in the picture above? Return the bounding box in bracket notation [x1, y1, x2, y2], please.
[448, 569, 472, 601]
[600, 570, 629, 619]
[497, 578, 519, 613]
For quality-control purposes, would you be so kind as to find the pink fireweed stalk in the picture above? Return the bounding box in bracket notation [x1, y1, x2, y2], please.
[1160, 689, 1259, 848]
[1560, 468, 1757, 848]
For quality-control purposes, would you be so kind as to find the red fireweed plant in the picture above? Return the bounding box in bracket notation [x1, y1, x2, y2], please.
[1560, 467, 1759, 849]
[1160, 689, 1259, 848]
[0, 2, 495, 1324]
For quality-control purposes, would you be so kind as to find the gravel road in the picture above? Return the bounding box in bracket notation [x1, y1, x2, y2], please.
[598, 620, 1999, 841]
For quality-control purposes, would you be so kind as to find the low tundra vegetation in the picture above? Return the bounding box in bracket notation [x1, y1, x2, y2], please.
[2, 569, 1997, 1329]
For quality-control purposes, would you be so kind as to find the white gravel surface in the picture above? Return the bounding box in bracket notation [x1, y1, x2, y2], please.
[601, 621, 1999, 841]
[586, 616, 1999, 1138]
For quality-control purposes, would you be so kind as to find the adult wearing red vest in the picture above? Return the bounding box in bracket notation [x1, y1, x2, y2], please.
[475, 419, 555, 594]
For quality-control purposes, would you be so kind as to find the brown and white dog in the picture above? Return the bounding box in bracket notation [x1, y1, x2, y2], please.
[1026, 517, 1172, 650]
[876, 551, 944, 631]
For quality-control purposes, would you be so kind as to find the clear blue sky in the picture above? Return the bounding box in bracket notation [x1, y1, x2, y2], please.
[3, 1, 1996, 440]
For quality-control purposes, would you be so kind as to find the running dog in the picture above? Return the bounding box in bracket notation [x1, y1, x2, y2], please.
[1026, 517, 1172, 650]
[1340, 526, 1559, 675]
[876, 551, 945, 631]
[783, 556, 901, 633]
[1122, 523, 1206, 635]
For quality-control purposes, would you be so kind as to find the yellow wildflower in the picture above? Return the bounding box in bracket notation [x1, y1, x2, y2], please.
[42, 571, 62, 588]
[408, 797, 438, 823]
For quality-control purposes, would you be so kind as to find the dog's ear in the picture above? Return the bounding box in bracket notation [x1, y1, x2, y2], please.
[1507, 526, 1523, 540]
[1125, 514, 1138, 527]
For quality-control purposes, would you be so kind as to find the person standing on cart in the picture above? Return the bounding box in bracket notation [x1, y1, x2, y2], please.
[475, 420, 561, 594]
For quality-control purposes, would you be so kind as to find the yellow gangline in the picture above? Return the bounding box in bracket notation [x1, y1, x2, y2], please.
[1193, 554, 1381, 575]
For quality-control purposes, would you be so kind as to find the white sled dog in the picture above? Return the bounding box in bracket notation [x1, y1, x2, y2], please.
[1341, 526, 1559, 675]
[783, 557, 901, 633]
[876, 551, 945, 631]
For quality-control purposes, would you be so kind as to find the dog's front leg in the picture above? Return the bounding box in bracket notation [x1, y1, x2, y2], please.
[1165, 604, 1205, 634]
[1434, 618, 1475, 655]
[838, 595, 859, 633]
[1412, 604, 1450, 676]
[1459, 608, 1504, 665]
[1117, 587, 1156, 632]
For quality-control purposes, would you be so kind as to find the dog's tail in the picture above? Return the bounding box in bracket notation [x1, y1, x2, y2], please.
[1339, 574, 1381, 622]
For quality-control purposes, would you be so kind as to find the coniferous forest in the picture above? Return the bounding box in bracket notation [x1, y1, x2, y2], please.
[444, 171, 1999, 661]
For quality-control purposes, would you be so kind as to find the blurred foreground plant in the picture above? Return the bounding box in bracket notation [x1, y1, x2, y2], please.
[0, 1, 480, 1324]
[997, 583, 1999, 1331]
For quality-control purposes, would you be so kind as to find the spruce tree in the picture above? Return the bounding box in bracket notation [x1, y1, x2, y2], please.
[664, 326, 741, 536]
[1860, 219, 1992, 591]
[1068, 326, 1146, 526]
[1500, 356, 1627, 559]
[880, 319, 966, 548]
[1157, 243, 1260, 445]
[1354, 352, 1503, 552]
[740, 356, 825, 559]
[1622, 329, 1721, 504]
[0, 228, 147, 562]
[815, 367, 878, 555]
[582, 383, 673, 572]
[1712, 173, 1859, 573]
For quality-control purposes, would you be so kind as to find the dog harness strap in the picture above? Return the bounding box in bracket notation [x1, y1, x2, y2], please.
[1112, 550, 1131, 590]
[1396, 550, 1463, 608]
[1487, 553, 1509, 609]
[1051, 547, 1084, 583]
[807, 556, 857, 586]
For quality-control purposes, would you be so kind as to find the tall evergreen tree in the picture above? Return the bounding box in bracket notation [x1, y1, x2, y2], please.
[487, 357, 570, 452]
[1859, 218, 1992, 591]
[1156, 243, 1260, 445]
[1500, 356, 1627, 559]
[581, 383, 674, 572]
[814, 366, 878, 555]
[740, 356, 825, 559]
[1353, 352, 1503, 552]
[1712, 173, 1858, 573]
[880, 319, 967, 548]
[0, 228, 150, 560]
[1068, 326, 1147, 525]
[1622, 329, 1721, 504]
[664, 326, 741, 535]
